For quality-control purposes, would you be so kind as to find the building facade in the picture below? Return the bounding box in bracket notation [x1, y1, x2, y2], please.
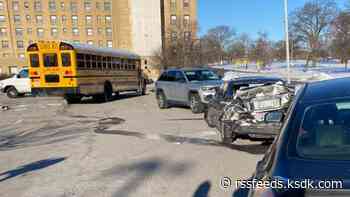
[0, 0, 197, 76]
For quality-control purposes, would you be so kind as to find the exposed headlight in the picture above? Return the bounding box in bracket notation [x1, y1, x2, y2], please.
[201, 86, 216, 92]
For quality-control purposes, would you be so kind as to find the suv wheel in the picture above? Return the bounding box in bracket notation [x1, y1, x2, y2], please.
[6, 87, 19, 98]
[221, 122, 237, 145]
[157, 91, 169, 109]
[189, 93, 204, 114]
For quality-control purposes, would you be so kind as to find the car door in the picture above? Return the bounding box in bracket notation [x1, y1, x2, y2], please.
[173, 71, 188, 102]
[164, 71, 177, 101]
[16, 69, 31, 93]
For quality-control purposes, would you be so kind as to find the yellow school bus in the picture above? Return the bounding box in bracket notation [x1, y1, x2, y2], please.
[27, 41, 146, 103]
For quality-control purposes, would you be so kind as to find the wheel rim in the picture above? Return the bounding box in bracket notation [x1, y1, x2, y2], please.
[190, 96, 197, 110]
[158, 94, 164, 107]
[8, 89, 17, 97]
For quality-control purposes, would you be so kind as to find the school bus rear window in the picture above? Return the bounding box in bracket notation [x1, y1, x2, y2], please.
[30, 54, 39, 67]
[43, 53, 58, 67]
[61, 53, 71, 67]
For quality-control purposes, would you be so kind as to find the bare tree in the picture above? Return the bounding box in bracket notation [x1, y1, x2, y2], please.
[201, 25, 236, 64]
[290, 0, 338, 66]
[250, 32, 273, 68]
[330, 11, 350, 69]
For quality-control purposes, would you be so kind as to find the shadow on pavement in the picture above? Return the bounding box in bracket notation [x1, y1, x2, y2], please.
[99, 157, 192, 197]
[78, 92, 149, 105]
[193, 181, 211, 197]
[166, 118, 204, 121]
[228, 143, 270, 155]
[0, 157, 66, 182]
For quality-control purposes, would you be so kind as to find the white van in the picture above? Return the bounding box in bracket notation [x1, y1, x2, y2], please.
[0, 68, 31, 98]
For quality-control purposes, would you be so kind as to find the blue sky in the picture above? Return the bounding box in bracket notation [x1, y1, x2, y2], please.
[198, 0, 348, 41]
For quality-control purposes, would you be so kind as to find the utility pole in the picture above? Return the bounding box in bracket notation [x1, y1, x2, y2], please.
[284, 0, 291, 84]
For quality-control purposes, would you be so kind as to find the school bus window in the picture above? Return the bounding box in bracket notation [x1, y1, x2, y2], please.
[61, 53, 71, 67]
[43, 53, 58, 67]
[132, 65, 136, 70]
[86, 54, 92, 68]
[97, 56, 102, 69]
[91, 55, 97, 69]
[77, 53, 85, 69]
[107, 57, 112, 69]
[30, 54, 39, 67]
[102, 57, 107, 69]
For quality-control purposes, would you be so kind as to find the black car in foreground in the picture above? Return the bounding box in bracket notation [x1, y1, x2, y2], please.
[248, 78, 350, 196]
[204, 76, 294, 144]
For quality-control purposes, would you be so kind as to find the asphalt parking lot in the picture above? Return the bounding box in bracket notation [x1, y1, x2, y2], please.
[0, 90, 269, 197]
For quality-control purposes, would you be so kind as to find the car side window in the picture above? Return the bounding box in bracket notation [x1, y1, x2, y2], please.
[18, 69, 29, 78]
[167, 71, 177, 82]
[159, 72, 168, 81]
[175, 71, 186, 82]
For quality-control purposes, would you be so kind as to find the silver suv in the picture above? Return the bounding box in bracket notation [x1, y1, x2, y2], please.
[155, 68, 222, 113]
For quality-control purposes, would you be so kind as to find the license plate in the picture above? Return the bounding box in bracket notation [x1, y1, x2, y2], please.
[254, 99, 281, 110]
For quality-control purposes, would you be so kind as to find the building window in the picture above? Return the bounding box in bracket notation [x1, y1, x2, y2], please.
[60, 2, 65, 10]
[0, 15, 5, 23]
[97, 28, 103, 35]
[184, 15, 190, 27]
[12, 1, 19, 11]
[1, 40, 9, 48]
[86, 28, 93, 36]
[97, 15, 102, 24]
[49, 0, 56, 11]
[36, 15, 43, 24]
[50, 15, 57, 25]
[0, 28, 7, 36]
[87, 40, 94, 45]
[84, 1, 92, 11]
[107, 40, 113, 48]
[104, 1, 111, 11]
[37, 28, 44, 37]
[98, 40, 103, 47]
[13, 15, 21, 23]
[70, 1, 77, 12]
[15, 28, 23, 37]
[51, 28, 58, 37]
[24, 1, 29, 9]
[34, 1, 42, 12]
[184, 31, 191, 41]
[2, 53, 10, 57]
[26, 15, 31, 23]
[170, 0, 176, 10]
[61, 15, 67, 24]
[73, 40, 80, 44]
[105, 15, 111, 25]
[72, 15, 78, 26]
[72, 28, 79, 36]
[16, 40, 24, 48]
[0, 1, 4, 11]
[171, 15, 177, 25]
[106, 28, 112, 37]
[85, 15, 92, 25]
[183, 0, 190, 8]
[27, 28, 32, 35]
[171, 32, 177, 41]
[96, 2, 101, 10]
[62, 28, 68, 34]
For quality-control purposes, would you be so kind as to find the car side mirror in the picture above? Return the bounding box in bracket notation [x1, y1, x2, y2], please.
[16, 74, 21, 79]
[265, 111, 284, 123]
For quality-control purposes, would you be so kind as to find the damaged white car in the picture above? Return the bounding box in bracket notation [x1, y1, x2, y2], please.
[204, 76, 294, 144]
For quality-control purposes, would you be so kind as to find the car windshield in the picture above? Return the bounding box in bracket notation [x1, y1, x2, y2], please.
[296, 101, 350, 160]
[184, 70, 220, 81]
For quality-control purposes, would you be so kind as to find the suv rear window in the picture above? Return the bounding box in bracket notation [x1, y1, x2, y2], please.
[297, 102, 350, 160]
[43, 53, 58, 67]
